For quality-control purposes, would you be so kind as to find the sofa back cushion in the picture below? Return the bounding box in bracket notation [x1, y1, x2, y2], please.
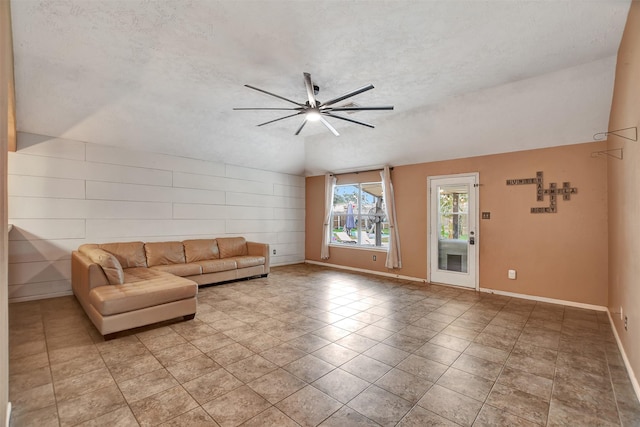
[79, 245, 124, 285]
[145, 241, 186, 267]
[217, 237, 248, 258]
[98, 242, 147, 268]
[183, 239, 219, 262]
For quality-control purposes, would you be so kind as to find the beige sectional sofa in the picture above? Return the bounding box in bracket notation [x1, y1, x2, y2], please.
[71, 237, 269, 338]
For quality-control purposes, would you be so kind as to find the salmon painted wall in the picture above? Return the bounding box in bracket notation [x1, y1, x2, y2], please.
[306, 141, 608, 306]
[608, 0, 640, 387]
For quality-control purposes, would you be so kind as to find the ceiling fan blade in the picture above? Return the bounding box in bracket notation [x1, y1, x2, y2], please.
[324, 112, 375, 129]
[244, 84, 305, 107]
[319, 116, 340, 136]
[256, 112, 304, 127]
[233, 107, 303, 111]
[303, 72, 317, 108]
[320, 84, 374, 108]
[325, 106, 394, 112]
[294, 119, 308, 136]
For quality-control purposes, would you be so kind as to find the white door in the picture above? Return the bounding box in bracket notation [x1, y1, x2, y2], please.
[428, 173, 478, 289]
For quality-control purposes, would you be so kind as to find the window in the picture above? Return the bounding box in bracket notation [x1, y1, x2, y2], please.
[331, 182, 388, 248]
[438, 188, 469, 241]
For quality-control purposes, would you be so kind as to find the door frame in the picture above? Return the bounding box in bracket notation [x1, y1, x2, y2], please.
[427, 172, 480, 290]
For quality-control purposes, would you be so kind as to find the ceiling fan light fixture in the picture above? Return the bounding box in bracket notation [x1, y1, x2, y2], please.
[306, 109, 321, 122]
[234, 72, 394, 135]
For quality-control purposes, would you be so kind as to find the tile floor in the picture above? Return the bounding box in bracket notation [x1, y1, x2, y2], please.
[8, 264, 640, 426]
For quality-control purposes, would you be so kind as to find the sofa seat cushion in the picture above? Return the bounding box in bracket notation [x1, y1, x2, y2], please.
[150, 263, 202, 277]
[195, 259, 237, 274]
[122, 267, 168, 283]
[229, 256, 266, 269]
[89, 270, 197, 316]
[184, 239, 219, 262]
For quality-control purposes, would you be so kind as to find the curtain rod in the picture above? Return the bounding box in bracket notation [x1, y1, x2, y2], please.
[329, 166, 393, 177]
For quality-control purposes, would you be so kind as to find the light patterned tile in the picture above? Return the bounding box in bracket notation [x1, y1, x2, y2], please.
[375, 368, 433, 403]
[276, 385, 342, 427]
[348, 385, 413, 426]
[225, 354, 277, 383]
[242, 407, 299, 427]
[313, 368, 370, 403]
[166, 354, 221, 383]
[417, 384, 482, 427]
[9, 404, 59, 427]
[397, 406, 458, 427]
[129, 385, 199, 427]
[57, 384, 126, 426]
[9, 365, 52, 396]
[202, 385, 271, 426]
[319, 406, 381, 426]
[9, 382, 56, 418]
[487, 383, 550, 425]
[7, 265, 636, 427]
[53, 366, 115, 402]
[158, 407, 219, 426]
[118, 368, 179, 404]
[182, 369, 243, 404]
[341, 354, 392, 383]
[284, 354, 336, 383]
[77, 406, 139, 427]
[248, 368, 307, 404]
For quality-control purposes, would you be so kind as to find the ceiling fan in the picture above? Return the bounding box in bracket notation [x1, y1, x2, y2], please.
[234, 72, 394, 136]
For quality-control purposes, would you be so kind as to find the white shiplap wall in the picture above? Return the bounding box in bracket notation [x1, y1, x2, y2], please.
[7, 132, 305, 302]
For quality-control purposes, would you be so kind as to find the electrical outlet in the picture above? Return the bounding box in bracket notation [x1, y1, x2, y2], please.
[625, 315, 628, 331]
[508, 270, 516, 280]
[272, 249, 276, 255]
[373, 255, 377, 261]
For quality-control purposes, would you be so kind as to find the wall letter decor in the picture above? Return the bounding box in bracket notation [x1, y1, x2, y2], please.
[506, 171, 577, 213]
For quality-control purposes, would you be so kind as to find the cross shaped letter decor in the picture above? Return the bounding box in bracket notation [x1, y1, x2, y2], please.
[506, 171, 577, 213]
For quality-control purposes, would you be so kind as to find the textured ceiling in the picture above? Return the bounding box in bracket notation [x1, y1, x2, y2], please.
[10, 1, 631, 176]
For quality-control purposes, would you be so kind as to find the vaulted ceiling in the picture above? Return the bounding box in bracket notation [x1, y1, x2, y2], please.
[10, 1, 631, 176]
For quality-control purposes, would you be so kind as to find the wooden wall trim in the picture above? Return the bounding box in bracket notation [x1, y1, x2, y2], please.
[5, 0, 15, 152]
[1, 0, 12, 425]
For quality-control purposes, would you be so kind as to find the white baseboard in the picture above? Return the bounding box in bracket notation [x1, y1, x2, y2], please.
[6, 402, 11, 427]
[306, 260, 608, 312]
[478, 287, 607, 312]
[607, 309, 640, 402]
[305, 260, 427, 283]
[8, 290, 73, 304]
[271, 260, 306, 267]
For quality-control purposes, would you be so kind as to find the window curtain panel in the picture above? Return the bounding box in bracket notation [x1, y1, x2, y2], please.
[381, 166, 402, 269]
[321, 173, 337, 259]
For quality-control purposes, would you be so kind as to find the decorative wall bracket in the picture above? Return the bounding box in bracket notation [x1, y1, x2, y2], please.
[591, 126, 636, 160]
[506, 171, 577, 214]
[591, 148, 623, 160]
[593, 126, 637, 142]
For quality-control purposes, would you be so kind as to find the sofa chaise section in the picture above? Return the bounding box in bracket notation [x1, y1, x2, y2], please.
[71, 237, 269, 337]
[72, 242, 198, 338]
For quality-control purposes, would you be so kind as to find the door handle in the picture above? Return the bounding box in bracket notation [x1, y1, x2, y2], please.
[469, 231, 475, 245]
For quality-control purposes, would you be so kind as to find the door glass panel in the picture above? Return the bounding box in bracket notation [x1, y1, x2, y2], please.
[437, 184, 469, 273]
